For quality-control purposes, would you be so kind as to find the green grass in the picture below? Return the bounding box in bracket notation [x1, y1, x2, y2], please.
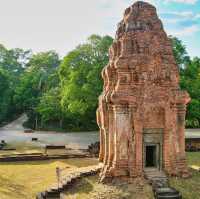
[186, 152, 200, 165]
[170, 170, 200, 199]
[0, 152, 199, 199]
[169, 152, 200, 199]
[0, 158, 98, 199]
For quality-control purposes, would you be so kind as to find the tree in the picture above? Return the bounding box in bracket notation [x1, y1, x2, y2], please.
[59, 35, 113, 130]
[1, 35, 199, 130]
[170, 36, 190, 70]
[0, 45, 31, 125]
[168, 37, 200, 128]
[0, 67, 13, 123]
[14, 51, 60, 129]
[0, 45, 31, 84]
[36, 87, 64, 128]
[180, 57, 200, 127]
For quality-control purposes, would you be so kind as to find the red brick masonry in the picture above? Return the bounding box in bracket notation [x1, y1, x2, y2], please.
[97, 1, 190, 182]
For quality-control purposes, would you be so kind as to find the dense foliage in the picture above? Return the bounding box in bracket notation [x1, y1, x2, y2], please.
[171, 37, 200, 127]
[14, 51, 60, 129]
[59, 35, 113, 130]
[0, 45, 31, 124]
[0, 35, 199, 130]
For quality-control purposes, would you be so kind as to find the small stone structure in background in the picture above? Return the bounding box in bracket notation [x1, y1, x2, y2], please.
[97, 1, 190, 182]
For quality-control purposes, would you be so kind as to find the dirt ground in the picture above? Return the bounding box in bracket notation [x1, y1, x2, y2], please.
[61, 175, 154, 199]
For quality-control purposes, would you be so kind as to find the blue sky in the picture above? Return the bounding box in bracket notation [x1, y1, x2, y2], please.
[100, 0, 200, 58]
[155, 0, 200, 58]
[0, 0, 199, 57]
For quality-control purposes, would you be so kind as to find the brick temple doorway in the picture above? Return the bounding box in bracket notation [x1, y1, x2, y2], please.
[144, 144, 160, 169]
[143, 129, 163, 171]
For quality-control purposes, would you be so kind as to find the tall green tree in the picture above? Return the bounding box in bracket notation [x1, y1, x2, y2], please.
[0, 45, 31, 125]
[0, 45, 31, 83]
[180, 57, 200, 127]
[169, 36, 200, 128]
[59, 35, 113, 130]
[36, 87, 64, 129]
[0, 67, 12, 123]
[14, 51, 60, 129]
[170, 36, 190, 69]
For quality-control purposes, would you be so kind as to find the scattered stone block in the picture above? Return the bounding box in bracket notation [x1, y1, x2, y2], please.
[155, 187, 182, 199]
[24, 129, 34, 133]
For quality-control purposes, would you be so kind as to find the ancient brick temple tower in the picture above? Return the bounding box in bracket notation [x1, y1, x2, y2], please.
[97, 1, 191, 182]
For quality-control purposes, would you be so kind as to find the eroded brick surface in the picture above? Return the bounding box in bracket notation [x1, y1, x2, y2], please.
[97, 1, 190, 182]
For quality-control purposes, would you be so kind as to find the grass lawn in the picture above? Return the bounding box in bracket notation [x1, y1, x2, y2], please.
[0, 158, 98, 199]
[169, 152, 200, 199]
[0, 152, 199, 199]
[186, 152, 200, 165]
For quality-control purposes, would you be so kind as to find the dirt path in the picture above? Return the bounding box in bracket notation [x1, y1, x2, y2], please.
[0, 114, 99, 150]
[0, 114, 27, 130]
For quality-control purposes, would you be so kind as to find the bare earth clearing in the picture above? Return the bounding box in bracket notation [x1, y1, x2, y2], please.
[62, 153, 200, 199]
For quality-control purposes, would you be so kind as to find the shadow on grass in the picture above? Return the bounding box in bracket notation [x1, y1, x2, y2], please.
[67, 177, 95, 195]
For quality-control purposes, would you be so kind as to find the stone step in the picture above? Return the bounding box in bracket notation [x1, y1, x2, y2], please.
[36, 164, 103, 199]
[155, 187, 182, 199]
[145, 171, 183, 199]
[145, 170, 167, 180]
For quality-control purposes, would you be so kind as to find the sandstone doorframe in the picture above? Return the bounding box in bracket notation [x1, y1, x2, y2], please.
[143, 128, 163, 171]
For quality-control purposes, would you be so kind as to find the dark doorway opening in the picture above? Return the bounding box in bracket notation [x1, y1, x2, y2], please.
[145, 145, 157, 167]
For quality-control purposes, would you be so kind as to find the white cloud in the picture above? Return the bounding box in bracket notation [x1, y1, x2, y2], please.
[168, 25, 200, 36]
[163, 18, 182, 23]
[98, 0, 157, 19]
[160, 10, 200, 24]
[0, 0, 159, 56]
[171, 11, 193, 18]
[194, 14, 200, 19]
[165, 0, 198, 4]
[0, 0, 117, 56]
[0, 0, 197, 57]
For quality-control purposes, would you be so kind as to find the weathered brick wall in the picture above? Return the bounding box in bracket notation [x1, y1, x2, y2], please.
[97, 1, 190, 182]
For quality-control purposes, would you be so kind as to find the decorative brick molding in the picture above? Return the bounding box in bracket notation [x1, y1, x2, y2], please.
[97, 1, 190, 182]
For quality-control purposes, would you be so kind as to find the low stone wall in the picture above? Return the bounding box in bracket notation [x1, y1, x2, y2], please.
[0, 152, 91, 162]
[36, 164, 102, 199]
